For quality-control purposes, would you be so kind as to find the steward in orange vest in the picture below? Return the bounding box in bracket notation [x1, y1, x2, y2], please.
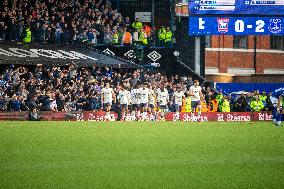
[208, 97, 219, 112]
[122, 29, 132, 45]
[196, 97, 208, 113]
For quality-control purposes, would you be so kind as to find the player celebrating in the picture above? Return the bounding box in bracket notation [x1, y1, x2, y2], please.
[140, 84, 150, 113]
[190, 80, 202, 116]
[130, 84, 141, 116]
[148, 84, 157, 114]
[273, 93, 283, 127]
[157, 85, 169, 112]
[172, 85, 185, 112]
[117, 86, 131, 116]
[101, 83, 115, 113]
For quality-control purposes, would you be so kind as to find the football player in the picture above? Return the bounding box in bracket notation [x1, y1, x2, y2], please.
[273, 93, 283, 127]
[117, 86, 131, 116]
[101, 83, 115, 113]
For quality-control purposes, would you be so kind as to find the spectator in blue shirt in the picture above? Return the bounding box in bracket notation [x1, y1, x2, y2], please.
[11, 95, 21, 111]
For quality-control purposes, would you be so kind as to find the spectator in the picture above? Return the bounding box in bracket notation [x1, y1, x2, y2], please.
[0, 95, 5, 111]
[138, 28, 148, 46]
[55, 23, 63, 44]
[22, 25, 32, 43]
[11, 95, 21, 111]
[0, 22, 7, 40]
[33, 22, 43, 43]
[62, 23, 70, 44]
[49, 93, 58, 112]
[221, 96, 230, 112]
[64, 97, 77, 112]
[250, 95, 264, 112]
[112, 27, 119, 44]
[158, 26, 166, 47]
[122, 28, 132, 45]
[47, 24, 56, 44]
[132, 17, 142, 32]
[7, 18, 17, 41]
[259, 91, 268, 107]
[103, 27, 113, 44]
[216, 90, 224, 110]
[124, 17, 131, 29]
[77, 30, 88, 43]
[165, 27, 173, 47]
[196, 96, 208, 113]
[236, 93, 248, 112]
[132, 29, 139, 45]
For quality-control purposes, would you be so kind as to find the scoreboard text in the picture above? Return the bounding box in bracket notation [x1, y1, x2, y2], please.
[189, 0, 284, 15]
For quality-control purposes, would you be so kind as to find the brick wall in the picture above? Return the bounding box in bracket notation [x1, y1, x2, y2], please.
[206, 74, 284, 83]
[205, 36, 284, 74]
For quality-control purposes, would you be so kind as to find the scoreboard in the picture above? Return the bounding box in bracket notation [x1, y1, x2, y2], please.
[188, 0, 284, 35]
[189, 0, 284, 15]
[189, 17, 284, 35]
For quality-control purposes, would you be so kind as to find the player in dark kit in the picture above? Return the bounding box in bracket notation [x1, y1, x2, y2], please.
[272, 90, 284, 127]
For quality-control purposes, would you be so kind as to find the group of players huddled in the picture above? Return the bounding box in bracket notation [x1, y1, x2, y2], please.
[100, 80, 203, 118]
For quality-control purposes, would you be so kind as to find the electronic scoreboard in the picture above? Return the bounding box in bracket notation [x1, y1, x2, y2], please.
[189, 17, 284, 35]
[189, 0, 284, 15]
[188, 0, 284, 35]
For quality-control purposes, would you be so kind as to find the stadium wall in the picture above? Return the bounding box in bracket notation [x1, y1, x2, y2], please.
[205, 36, 284, 76]
[206, 74, 284, 83]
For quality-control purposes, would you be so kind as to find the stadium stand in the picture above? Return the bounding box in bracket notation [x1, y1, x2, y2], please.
[0, 64, 276, 114]
[0, 0, 170, 47]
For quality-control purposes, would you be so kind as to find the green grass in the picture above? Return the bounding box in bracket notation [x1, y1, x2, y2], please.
[0, 121, 283, 189]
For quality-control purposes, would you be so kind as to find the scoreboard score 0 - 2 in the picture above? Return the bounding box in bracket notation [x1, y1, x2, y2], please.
[189, 17, 284, 35]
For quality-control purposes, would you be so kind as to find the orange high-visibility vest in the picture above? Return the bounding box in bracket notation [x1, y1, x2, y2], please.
[144, 26, 151, 37]
[123, 32, 132, 44]
[181, 98, 186, 112]
[209, 100, 218, 112]
[196, 101, 208, 113]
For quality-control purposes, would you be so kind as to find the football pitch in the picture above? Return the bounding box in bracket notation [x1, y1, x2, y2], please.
[0, 121, 283, 189]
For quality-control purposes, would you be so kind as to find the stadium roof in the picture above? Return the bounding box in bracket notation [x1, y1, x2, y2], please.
[0, 42, 139, 68]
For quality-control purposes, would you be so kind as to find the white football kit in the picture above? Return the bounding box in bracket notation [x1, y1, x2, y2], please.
[173, 91, 184, 106]
[190, 86, 202, 102]
[131, 88, 140, 105]
[118, 90, 130, 105]
[140, 88, 150, 104]
[157, 90, 169, 106]
[101, 87, 113, 104]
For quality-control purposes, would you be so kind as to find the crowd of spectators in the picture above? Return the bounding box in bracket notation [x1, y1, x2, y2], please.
[0, 0, 172, 47]
[0, 64, 277, 115]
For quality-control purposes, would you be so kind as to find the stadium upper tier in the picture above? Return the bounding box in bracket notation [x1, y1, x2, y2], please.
[0, 0, 171, 47]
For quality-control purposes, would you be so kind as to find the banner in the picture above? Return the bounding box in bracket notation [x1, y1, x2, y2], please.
[0, 44, 137, 68]
[135, 12, 152, 23]
[215, 83, 284, 95]
[96, 45, 175, 70]
[0, 111, 118, 121]
[0, 111, 272, 122]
